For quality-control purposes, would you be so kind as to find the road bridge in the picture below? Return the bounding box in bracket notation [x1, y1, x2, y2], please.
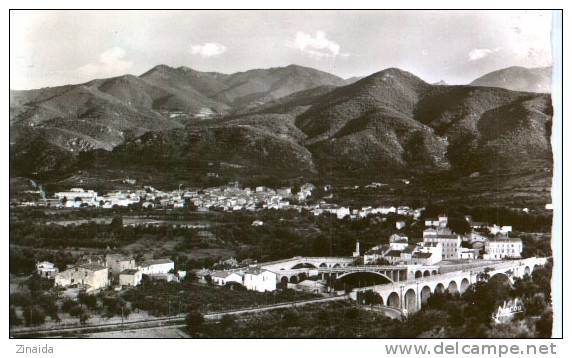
[261, 256, 440, 286]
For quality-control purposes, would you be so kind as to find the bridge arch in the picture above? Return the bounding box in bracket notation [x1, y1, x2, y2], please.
[404, 289, 416, 312]
[337, 271, 393, 282]
[434, 283, 445, 294]
[291, 262, 317, 269]
[319, 263, 328, 268]
[460, 278, 470, 294]
[447, 280, 458, 294]
[431, 270, 438, 275]
[420, 285, 432, 306]
[387, 292, 400, 308]
[415, 271, 423, 279]
[489, 272, 512, 285]
[423, 270, 431, 277]
[280, 276, 289, 287]
[289, 276, 298, 283]
[335, 271, 393, 290]
[298, 272, 307, 282]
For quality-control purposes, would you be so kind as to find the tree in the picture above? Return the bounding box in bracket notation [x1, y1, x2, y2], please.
[110, 216, 123, 233]
[536, 310, 553, 338]
[357, 290, 383, 305]
[525, 294, 548, 316]
[448, 217, 471, 235]
[62, 298, 80, 314]
[282, 310, 300, 325]
[23, 305, 46, 326]
[78, 292, 97, 309]
[10, 306, 22, 327]
[79, 311, 91, 325]
[186, 310, 204, 337]
[219, 314, 235, 330]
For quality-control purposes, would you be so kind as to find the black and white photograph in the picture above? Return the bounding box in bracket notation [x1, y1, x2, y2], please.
[7, 7, 563, 346]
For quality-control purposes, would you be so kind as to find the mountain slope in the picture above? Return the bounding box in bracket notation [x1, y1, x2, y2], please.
[9, 64, 348, 177]
[10, 65, 553, 189]
[296, 68, 432, 141]
[212, 64, 345, 109]
[470, 66, 552, 93]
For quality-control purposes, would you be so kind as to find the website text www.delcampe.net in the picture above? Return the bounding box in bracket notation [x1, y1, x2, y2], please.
[384, 342, 557, 357]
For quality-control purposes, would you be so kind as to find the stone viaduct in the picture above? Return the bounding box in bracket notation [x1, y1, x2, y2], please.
[349, 257, 547, 315]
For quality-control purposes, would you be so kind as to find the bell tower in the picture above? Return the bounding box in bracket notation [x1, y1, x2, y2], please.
[353, 241, 360, 257]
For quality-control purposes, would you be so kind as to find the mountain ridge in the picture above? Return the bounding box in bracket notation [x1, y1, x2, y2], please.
[10, 64, 553, 198]
[470, 66, 552, 93]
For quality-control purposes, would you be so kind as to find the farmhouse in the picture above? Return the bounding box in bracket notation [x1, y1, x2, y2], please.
[55, 264, 108, 291]
[36, 261, 58, 279]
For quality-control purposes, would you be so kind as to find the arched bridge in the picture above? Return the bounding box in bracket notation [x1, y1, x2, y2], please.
[350, 257, 547, 316]
[260, 256, 355, 272]
[259, 256, 440, 286]
[260, 256, 355, 284]
[317, 264, 440, 282]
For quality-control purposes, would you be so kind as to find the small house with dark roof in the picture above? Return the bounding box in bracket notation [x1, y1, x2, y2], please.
[119, 269, 143, 287]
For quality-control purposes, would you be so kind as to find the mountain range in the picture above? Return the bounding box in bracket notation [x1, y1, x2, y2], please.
[10, 64, 553, 203]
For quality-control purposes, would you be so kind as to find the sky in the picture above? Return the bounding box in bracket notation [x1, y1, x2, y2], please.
[10, 10, 554, 90]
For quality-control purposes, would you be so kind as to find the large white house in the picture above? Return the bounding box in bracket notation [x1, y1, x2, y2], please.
[139, 259, 174, 275]
[243, 267, 276, 292]
[423, 227, 461, 260]
[484, 236, 523, 260]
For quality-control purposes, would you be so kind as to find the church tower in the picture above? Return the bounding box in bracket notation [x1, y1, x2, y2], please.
[353, 241, 360, 257]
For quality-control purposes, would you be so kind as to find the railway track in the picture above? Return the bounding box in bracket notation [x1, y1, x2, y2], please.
[10, 295, 348, 337]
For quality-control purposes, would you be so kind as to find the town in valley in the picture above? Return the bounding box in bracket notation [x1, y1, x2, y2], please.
[9, 10, 557, 339]
[9, 179, 553, 338]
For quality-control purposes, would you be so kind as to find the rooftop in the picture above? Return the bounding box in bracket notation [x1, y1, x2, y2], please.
[121, 269, 140, 275]
[489, 236, 522, 243]
[413, 252, 433, 259]
[141, 258, 174, 266]
[78, 263, 107, 271]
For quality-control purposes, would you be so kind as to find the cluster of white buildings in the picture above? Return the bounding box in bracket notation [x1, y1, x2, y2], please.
[308, 204, 423, 220]
[464, 216, 513, 236]
[185, 184, 303, 212]
[207, 266, 277, 292]
[364, 233, 444, 266]
[47, 184, 314, 211]
[41, 254, 181, 294]
[31, 185, 426, 224]
[51, 187, 185, 209]
[363, 214, 522, 265]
